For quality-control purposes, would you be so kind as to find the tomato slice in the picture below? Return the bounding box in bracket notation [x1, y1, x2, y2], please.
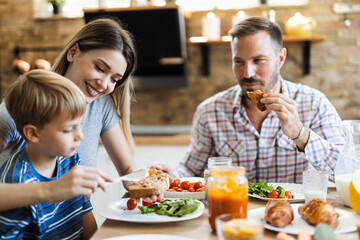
[269, 190, 279, 198]
[142, 200, 155, 206]
[285, 191, 292, 199]
[195, 187, 205, 192]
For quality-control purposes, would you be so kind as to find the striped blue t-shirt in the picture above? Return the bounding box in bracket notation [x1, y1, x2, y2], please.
[0, 149, 92, 239]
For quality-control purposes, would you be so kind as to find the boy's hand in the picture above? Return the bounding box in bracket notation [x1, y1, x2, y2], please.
[45, 165, 114, 202]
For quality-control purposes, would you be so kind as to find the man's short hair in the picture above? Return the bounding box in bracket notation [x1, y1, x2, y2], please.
[228, 16, 283, 52]
[5, 69, 86, 138]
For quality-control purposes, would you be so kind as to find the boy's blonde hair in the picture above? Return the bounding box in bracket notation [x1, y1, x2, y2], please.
[4, 69, 86, 138]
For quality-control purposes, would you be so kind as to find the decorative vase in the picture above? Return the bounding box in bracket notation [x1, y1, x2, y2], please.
[285, 12, 316, 37]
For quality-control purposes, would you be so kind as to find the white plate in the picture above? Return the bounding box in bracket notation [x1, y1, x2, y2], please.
[249, 183, 304, 203]
[164, 177, 205, 200]
[99, 198, 205, 223]
[247, 204, 357, 235]
[105, 234, 195, 240]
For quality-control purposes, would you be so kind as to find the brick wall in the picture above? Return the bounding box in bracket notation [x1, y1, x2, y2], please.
[1, 0, 359, 125]
[0, 0, 84, 93]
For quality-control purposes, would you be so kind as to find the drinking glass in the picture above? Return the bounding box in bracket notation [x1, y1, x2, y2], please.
[335, 120, 360, 206]
[303, 170, 328, 203]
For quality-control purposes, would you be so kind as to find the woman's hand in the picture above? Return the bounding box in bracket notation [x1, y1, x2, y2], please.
[44, 165, 114, 203]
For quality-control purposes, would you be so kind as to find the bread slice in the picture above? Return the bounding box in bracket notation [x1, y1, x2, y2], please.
[247, 90, 272, 111]
[128, 170, 169, 199]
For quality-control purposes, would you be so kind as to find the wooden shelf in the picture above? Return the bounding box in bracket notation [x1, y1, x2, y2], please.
[189, 34, 325, 75]
[283, 34, 325, 42]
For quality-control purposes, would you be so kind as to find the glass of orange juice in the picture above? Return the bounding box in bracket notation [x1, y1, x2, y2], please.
[208, 166, 248, 232]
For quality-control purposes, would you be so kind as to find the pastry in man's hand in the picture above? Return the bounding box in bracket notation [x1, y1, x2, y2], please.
[265, 199, 294, 228]
[247, 90, 272, 111]
[298, 199, 339, 229]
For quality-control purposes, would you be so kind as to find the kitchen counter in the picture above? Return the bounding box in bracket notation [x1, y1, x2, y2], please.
[132, 125, 191, 146]
[134, 133, 190, 146]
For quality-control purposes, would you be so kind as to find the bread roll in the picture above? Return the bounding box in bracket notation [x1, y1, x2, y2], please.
[128, 170, 169, 199]
[247, 90, 272, 111]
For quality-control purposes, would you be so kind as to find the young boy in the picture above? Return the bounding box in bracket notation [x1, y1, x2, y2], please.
[0, 70, 96, 239]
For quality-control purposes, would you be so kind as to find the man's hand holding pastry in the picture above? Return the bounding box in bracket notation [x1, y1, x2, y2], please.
[261, 92, 309, 149]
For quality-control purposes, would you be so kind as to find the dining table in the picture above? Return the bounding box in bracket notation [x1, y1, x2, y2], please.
[91, 187, 360, 240]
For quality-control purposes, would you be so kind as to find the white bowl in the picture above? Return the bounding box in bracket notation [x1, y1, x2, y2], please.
[164, 177, 205, 200]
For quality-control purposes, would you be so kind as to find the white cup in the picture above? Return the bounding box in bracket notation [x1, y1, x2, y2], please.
[303, 170, 328, 203]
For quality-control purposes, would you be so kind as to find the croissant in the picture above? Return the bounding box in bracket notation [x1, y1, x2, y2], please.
[265, 200, 294, 228]
[298, 199, 339, 229]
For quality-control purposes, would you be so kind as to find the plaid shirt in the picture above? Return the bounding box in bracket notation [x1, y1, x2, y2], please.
[174, 79, 345, 183]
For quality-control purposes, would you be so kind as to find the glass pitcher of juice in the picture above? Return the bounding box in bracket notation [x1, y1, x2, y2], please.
[208, 166, 248, 232]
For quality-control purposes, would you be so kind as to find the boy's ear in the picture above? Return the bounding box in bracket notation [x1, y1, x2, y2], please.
[23, 124, 40, 143]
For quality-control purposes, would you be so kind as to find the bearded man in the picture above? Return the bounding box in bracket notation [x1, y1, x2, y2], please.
[154, 16, 345, 183]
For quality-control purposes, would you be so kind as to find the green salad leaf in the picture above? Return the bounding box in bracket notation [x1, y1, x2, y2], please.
[248, 182, 294, 199]
[248, 182, 274, 198]
[138, 197, 200, 217]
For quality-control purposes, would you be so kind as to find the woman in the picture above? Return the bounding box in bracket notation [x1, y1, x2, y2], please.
[0, 18, 140, 211]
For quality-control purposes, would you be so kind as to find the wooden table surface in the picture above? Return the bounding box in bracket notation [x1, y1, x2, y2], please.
[91, 188, 359, 240]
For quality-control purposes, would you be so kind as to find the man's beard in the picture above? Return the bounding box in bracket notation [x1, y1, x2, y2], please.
[240, 65, 279, 99]
[264, 64, 279, 92]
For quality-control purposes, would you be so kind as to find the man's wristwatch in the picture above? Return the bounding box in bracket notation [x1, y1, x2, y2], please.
[291, 125, 305, 141]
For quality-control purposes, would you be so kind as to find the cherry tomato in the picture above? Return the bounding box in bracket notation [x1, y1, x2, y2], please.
[181, 181, 190, 190]
[269, 190, 279, 198]
[194, 181, 204, 190]
[188, 187, 195, 192]
[176, 188, 183, 192]
[142, 200, 155, 206]
[285, 191, 292, 199]
[189, 182, 195, 188]
[170, 179, 181, 188]
[171, 186, 179, 191]
[127, 198, 137, 210]
[195, 187, 205, 192]
[166, 189, 176, 192]
[183, 190, 189, 192]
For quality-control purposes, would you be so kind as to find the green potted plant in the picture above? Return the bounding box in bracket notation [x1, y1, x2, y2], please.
[47, 0, 65, 15]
